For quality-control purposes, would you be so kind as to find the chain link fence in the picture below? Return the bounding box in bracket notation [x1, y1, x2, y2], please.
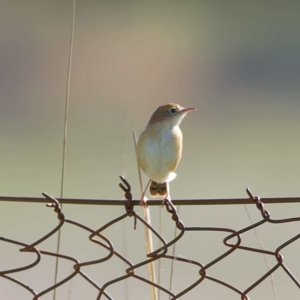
[1, 176, 299, 299]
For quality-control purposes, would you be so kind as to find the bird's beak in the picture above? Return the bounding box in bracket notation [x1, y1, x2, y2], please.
[181, 107, 197, 114]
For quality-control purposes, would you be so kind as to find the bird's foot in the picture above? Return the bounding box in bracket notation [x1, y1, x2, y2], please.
[140, 196, 148, 207]
[161, 194, 169, 207]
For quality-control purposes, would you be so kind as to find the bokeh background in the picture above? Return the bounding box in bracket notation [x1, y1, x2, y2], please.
[1, 1, 299, 299]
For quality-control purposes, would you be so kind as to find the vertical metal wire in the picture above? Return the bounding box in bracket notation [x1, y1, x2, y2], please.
[53, 1, 76, 299]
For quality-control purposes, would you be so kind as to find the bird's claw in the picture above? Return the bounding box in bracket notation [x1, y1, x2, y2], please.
[140, 196, 148, 207]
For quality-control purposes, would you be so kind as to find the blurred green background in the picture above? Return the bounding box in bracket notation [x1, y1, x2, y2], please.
[1, 1, 299, 299]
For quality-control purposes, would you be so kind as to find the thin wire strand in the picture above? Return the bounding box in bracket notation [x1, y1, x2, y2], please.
[169, 205, 179, 298]
[158, 207, 162, 300]
[243, 205, 278, 300]
[133, 131, 144, 193]
[53, 1, 76, 300]
[120, 106, 129, 300]
[1, 197, 300, 205]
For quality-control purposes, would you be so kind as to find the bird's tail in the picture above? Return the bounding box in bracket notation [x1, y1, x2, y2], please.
[149, 181, 167, 197]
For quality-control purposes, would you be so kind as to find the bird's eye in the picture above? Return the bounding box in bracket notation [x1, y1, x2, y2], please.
[170, 107, 177, 114]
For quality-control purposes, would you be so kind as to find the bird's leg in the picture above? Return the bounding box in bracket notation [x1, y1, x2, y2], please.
[140, 179, 151, 207]
[161, 182, 171, 207]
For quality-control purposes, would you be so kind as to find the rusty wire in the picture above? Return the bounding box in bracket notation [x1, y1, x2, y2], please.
[0, 175, 299, 299]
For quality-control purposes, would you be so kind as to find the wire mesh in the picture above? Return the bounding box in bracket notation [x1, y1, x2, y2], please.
[0, 176, 299, 299]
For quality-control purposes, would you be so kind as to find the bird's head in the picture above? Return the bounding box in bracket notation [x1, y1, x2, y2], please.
[148, 103, 196, 127]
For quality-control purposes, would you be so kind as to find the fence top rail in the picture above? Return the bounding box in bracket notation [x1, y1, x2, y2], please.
[0, 196, 299, 206]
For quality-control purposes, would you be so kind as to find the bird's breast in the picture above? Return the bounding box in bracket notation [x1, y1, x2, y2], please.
[137, 124, 183, 183]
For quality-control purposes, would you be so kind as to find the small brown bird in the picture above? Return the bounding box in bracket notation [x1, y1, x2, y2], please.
[137, 103, 196, 206]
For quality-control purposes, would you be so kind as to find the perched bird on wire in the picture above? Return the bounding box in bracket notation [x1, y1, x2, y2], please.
[137, 103, 196, 206]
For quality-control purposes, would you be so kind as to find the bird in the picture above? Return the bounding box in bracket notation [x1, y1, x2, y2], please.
[137, 103, 196, 206]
